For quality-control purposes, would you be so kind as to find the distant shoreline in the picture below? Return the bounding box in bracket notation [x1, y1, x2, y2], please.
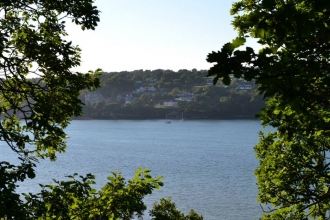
[73, 115, 258, 120]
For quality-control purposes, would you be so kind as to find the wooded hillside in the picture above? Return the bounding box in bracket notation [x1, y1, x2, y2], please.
[80, 69, 265, 119]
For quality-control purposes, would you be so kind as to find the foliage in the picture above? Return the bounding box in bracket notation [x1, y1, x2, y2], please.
[0, 0, 101, 162]
[83, 70, 264, 119]
[150, 197, 203, 220]
[207, 0, 330, 218]
[0, 160, 36, 219]
[97, 69, 207, 96]
[24, 168, 164, 220]
[0, 0, 100, 218]
[1, 165, 202, 219]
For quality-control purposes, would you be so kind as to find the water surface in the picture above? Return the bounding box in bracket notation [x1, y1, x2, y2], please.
[1, 120, 267, 220]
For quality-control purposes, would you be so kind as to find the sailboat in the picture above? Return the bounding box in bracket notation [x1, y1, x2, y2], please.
[165, 114, 171, 124]
[179, 112, 185, 121]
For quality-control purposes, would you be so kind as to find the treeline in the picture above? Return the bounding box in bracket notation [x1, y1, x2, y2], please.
[80, 69, 265, 119]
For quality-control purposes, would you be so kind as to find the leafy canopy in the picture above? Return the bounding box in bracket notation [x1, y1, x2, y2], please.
[0, 0, 101, 161]
[24, 167, 164, 220]
[0, 0, 101, 218]
[207, 0, 330, 219]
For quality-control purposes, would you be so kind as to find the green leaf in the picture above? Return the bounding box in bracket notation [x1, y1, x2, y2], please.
[232, 37, 246, 48]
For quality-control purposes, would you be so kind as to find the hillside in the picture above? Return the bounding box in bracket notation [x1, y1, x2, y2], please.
[79, 69, 265, 119]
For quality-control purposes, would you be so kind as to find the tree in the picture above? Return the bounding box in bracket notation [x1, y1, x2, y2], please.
[24, 168, 164, 220]
[169, 87, 181, 96]
[0, 0, 101, 218]
[207, 0, 330, 219]
[0, 0, 101, 160]
[150, 197, 203, 220]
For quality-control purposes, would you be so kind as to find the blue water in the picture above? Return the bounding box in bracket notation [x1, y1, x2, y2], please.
[1, 120, 267, 220]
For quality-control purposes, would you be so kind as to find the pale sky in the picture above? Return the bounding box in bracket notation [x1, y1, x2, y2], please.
[66, 0, 258, 73]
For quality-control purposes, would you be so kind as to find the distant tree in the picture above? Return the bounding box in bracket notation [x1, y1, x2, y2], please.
[151, 69, 164, 80]
[100, 73, 135, 95]
[207, 0, 330, 218]
[185, 74, 196, 84]
[111, 87, 119, 100]
[169, 87, 181, 96]
[132, 69, 144, 80]
[192, 86, 204, 95]
[150, 197, 203, 220]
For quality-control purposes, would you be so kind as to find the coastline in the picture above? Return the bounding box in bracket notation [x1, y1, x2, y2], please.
[73, 114, 258, 120]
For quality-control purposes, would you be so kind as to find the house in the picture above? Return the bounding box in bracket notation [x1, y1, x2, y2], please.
[235, 84, 252, 90]
[125, 94, 133, 104]
[163, 101, 178, 107]
[206, 78, 213, 85]
[175, 92, 194, 101]
[133, 86, 157, 94]
[147, 86, 157, 92]
[125, 93, 133, 101]
[133, 87, 146, 94]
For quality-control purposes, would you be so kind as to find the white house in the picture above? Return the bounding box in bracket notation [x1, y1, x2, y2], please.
[133, 87, 146, 94]
[175, 92, 194, 101]
[133, 86, 157, 94]
[147, 86, 157, 92]
[163, 101, 178, 107]
[235, 84, 252, 90]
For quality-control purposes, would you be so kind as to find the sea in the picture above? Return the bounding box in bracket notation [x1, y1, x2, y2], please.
[1, 119, 272, 220]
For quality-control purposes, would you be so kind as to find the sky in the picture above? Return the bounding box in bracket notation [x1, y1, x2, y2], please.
[66, 0, 258, 73]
